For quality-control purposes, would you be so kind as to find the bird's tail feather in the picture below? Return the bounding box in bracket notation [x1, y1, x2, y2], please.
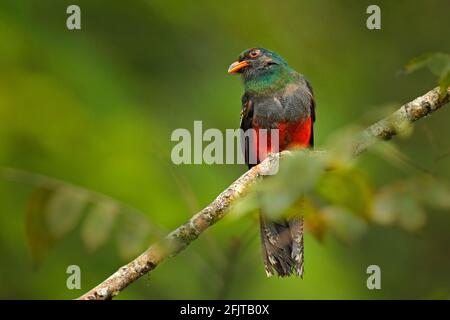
[260, 214, 304, 277]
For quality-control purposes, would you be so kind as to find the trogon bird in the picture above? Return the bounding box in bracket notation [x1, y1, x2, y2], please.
[228, 48, 315, 277]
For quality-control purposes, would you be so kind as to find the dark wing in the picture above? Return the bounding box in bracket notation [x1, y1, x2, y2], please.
[305, 79, 315, 147]
[240, 93, 253, 131]
[239, 93, 254, 168]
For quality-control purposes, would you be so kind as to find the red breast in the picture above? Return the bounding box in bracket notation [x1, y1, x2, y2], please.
[251, 116, 312, 163]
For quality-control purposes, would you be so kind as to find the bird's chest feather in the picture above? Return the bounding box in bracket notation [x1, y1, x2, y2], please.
[251, 84, 310, 126]
[249, 84, 312, 153]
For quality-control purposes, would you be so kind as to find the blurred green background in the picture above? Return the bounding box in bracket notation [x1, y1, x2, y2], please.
[0, 0, 449, 299]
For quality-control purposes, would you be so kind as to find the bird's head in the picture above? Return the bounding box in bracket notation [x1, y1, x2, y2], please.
[228, 48, 288, 80]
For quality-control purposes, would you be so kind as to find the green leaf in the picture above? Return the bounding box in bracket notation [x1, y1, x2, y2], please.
[228, 191, 259, 220]
[396, 194, 426, 232]
[257, 150, 326, 219]
[301, 197, 327, 242]
[323, 126, 363, 168]
[25, 188, 56, 266]
[321, 206, 368, 244]
[373, 182, 426, 232]
[405, 53, 450, 98]
[372, 188, 397, 226]
[81, 201, 119, 253]
[438, 70, 450, 97]
[316, 168, 373, 217]
[404, 53, 434, 73]
[116, 212, 152, 260]
[416, 177, 450, 210]
[371, 142, 410, 168]
[45, 187, 89, 239]
[404, 52, 450, 76]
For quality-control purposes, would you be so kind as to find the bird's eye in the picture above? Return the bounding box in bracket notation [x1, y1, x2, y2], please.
[249, 50, 260, 58]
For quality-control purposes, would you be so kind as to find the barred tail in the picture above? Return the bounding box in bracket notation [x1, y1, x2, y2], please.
[259, 214, 304, 277]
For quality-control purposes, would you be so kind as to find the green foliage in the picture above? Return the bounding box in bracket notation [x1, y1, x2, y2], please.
[231, 142, 450, 244]
[373, 181, 426, 232]
[321, 206, 368, 244]
[256, 150, 327, 219]
[46, 187, 89, 239]
[316, 168, 373, 218]
[373, 177, 450, 232]
[418, 176, 450, 210]
[81, 201, 119, 253]
[25, 188, 57, 266]
[405, 53, 450, 97]
[116, 211, 154, 260]
[10, 169, 159, 266]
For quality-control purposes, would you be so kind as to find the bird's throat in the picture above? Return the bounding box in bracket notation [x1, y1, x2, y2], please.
[244, 68, 294, 95]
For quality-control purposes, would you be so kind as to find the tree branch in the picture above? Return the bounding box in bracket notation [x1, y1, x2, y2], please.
[78, 86, 449, 300]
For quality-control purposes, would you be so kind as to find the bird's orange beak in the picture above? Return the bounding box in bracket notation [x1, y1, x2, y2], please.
[228, 60, 249, 73]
